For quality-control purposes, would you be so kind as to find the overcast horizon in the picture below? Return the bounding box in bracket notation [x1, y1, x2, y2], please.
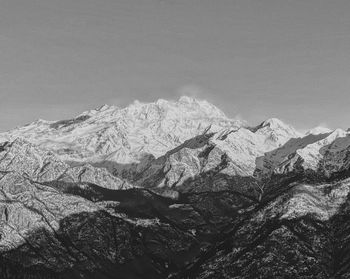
[1, 0, 350, 132]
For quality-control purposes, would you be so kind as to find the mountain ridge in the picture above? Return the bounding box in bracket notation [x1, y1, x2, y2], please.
[1, 96, 350, 279]
[0, 96, 242, 164]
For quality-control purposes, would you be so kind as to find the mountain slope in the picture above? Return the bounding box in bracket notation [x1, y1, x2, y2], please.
[255, 128, 350, 179]
[0, 139, 257, 279]
[1, 96, 350, 279]
[117, 119, 301, 197]
[0, 139, 132, 190]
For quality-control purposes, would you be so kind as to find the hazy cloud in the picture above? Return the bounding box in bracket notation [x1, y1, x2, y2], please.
[176, 85, 206, 99]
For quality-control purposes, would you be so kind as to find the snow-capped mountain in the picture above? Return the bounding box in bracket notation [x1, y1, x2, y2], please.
[0, 96, 304, 184]
[127, 119, 302, 195]
[1, 96, 348, 186]
[256, 128, 350, 178]
[2, 96, 350, 279]
[0, 96, 242, 165]
[306, 126, 332, 135]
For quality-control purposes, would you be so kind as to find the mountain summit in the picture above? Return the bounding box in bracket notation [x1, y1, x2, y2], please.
[0, 96, 242, 164]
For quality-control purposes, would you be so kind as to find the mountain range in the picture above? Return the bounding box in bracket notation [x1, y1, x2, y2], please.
[1, 96, 350, 279]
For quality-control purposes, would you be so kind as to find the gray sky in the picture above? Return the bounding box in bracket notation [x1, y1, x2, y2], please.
[1, 0, 350, 131]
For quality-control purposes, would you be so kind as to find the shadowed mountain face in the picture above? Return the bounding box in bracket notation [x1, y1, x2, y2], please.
[1, 97, 350, 278]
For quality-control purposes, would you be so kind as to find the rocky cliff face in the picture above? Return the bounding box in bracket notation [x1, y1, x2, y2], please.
[1, 97, 350, 279]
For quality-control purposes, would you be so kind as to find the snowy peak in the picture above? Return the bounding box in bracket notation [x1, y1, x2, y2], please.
[5, 96, 339, 182]
[0, 96, 242, 164]
[77, 96, 228, 124]
[177, 96, 226, 116]
[261, 118, 289, 129]
[123, 96, 228, 121]
[249, 118, 302, 148]
[254, 118, 298, 134]
[178, 95, 197, 103]
[306, 126, 332, 135]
